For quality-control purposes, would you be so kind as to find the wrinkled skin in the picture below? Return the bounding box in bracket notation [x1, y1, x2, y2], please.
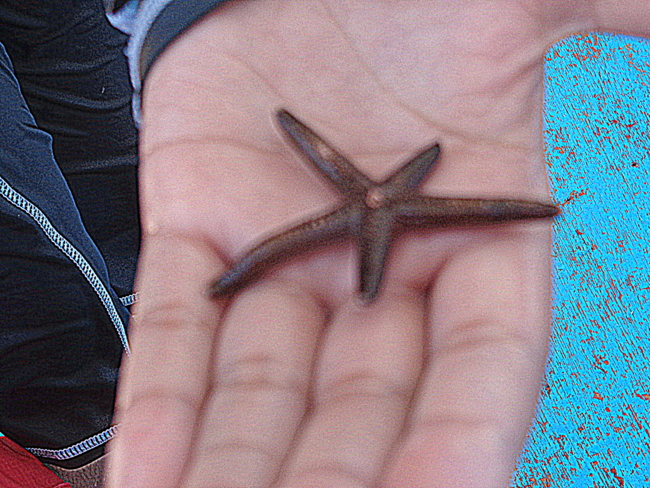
[107, 2, 649, 487]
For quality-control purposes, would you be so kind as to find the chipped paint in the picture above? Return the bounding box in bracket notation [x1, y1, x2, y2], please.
[512, 33, 650, 487]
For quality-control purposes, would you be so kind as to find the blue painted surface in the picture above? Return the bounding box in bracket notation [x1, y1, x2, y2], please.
[513, 34, 650, 487]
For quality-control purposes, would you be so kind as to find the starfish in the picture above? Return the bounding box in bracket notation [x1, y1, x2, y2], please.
[211, 109, 560, 302]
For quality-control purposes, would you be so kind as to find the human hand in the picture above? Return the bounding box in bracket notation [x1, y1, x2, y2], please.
[107, 1, 649, 487]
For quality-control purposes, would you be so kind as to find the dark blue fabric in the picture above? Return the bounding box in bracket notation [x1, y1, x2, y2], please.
[139, 0, 234, 80]
[0, 37, 131, 468]
[0, 0, 138, 174]
[65, 167, 140, 298]
[0, 0, 141, 296]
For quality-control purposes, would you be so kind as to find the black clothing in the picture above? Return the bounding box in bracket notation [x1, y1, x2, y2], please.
[0, 0, 138, 468]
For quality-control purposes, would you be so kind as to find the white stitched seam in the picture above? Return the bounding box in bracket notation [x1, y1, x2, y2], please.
[119, 292, 139, 307]
[0, 176, 130, 356]
[26, 425, 118, 461]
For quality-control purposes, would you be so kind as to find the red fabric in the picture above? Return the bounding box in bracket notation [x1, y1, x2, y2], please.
[0, 436, 71, 488]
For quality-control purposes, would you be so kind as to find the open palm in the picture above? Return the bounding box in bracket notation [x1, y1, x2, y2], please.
[108, 1, 648, 487]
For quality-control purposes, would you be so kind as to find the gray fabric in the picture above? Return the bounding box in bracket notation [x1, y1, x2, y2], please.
[45, 454, 107, 488]
[124, 0, 175, 123]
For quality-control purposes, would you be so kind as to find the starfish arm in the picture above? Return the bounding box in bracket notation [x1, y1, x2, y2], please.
[276, 109, 374, 198]
[393, 197, 560, 228]
[380, 143, 441, 198]
[211, 206, 360, 298]
[358, 208, 396, 302]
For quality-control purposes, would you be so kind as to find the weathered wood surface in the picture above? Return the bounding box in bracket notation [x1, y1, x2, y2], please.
[513, 33, 650, 488]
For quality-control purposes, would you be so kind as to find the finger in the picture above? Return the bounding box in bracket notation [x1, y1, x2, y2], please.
[384, 225, 553, 488]
[106, 232, 224, 488]
[182, 282, 327, 487]
[278, 291, 425, 488]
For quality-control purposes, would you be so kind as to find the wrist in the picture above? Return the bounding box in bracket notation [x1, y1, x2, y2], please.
[126, 0, 235, 124]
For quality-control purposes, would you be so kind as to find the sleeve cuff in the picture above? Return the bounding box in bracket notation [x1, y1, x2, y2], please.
[126, 0, 234, 124]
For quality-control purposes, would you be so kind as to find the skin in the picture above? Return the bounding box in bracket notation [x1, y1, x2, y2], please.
[107, 1, 650, 487]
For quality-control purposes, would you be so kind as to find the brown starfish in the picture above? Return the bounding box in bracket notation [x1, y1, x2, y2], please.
[211, 110, 560, 302]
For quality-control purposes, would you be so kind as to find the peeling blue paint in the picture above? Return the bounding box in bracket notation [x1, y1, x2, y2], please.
[513, 33, 650, 488]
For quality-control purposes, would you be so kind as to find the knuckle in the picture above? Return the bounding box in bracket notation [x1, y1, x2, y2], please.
[133, 298, 212, 333]
[436, 318, 539, 360]
[218, 353, 310, 398]
[319, 371, 413, 407]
